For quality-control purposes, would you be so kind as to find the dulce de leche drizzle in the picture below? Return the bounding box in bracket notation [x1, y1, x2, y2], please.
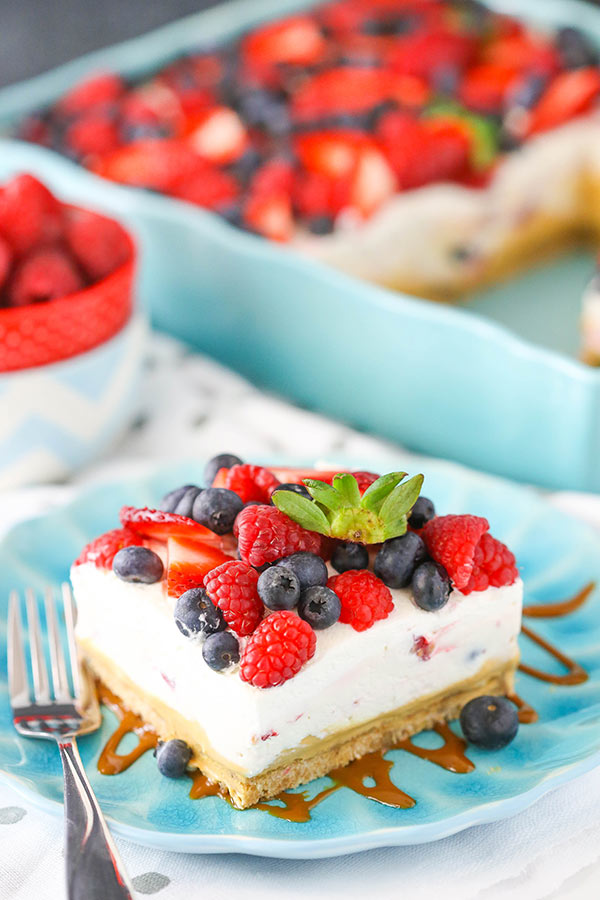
[93, 582, 594, 822]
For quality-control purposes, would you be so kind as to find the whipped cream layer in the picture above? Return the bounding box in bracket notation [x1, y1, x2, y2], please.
[294, 115, 600, 289]
[71, 563, 522, 777]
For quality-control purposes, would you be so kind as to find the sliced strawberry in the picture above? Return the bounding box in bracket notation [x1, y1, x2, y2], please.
[351, 144, 396, 217]
[244, 159, 295, 241]
[528, 67, 600, 135]
[243, 15, 326, 67]
[482, 33, 559, 76]
[74, 527, 142, 569]
[92, 140, 204, 191]
[185, 106, 248, 165]
[295, 130, 364, 179]
[65, 114, 121, 160]
[268, 467, 347, 484]
[57, 72, 125, 116]
[166, 536, 232, 597]
[460, 63, 520, 114]
[211, 467, 229, 489]
[119, 506, 222, 544]
[377, 111, 469, 188]
[387, 29, 476, 80]
[169, 165, 238, 210]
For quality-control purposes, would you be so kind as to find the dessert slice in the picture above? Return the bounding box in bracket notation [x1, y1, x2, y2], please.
[71, 460, 522, 809]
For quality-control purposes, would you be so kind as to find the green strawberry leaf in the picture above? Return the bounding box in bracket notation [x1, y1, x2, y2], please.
[422, 101, 499, 170]
[361, 471, 407, 513]
[379, 474, 424, 524]
[272, 491, 330, 535]
[333, 473, 361, 507]
[303, 479, 344, 511]
[383, 514, 408, 542]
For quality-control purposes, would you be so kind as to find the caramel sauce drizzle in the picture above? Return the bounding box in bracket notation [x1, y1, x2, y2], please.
[93, 583, 594, 821]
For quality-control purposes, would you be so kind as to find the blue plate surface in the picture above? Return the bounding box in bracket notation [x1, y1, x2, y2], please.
[0, 457, 599, 857]
[0, 0, 599, 493]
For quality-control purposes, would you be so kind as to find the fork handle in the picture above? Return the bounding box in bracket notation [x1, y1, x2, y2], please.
[59, 738, 133, 900]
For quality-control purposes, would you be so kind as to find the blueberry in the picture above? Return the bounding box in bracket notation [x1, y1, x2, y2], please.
[411, 561, 451, 611]
[557, 26, 599, 70]
[192, 488, 243, 534]
[408, 496, 436, 530]
[202, 631, 240, 671]
[154, 739, 192, 778]
[506, 73, 548, 112]
[374, 532, 427, 589]
[275, 552, 328, 590]
[112, 546, 164, 584]
[258, 566, 301, 610]
[432, 64, 460, 96]
[331, 542, 369, 574]
[298, 585, 341, 629]
[271, 482, 312, 501]
[159, 484, 199, 514]
[459, 695, 519, 750]
[307, 215, 335, 236]
[174, 588, 225, 638]
[203, 453, 242, 487]
[174, 486, 203, 518]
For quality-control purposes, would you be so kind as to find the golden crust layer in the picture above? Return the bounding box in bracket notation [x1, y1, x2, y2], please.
[79, 637, 517, 810]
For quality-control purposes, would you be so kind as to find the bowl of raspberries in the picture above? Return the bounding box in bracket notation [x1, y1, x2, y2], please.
[0, 171, 144, 487]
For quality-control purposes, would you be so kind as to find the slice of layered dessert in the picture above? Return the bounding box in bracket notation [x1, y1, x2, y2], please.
[70, 456, 522, 808]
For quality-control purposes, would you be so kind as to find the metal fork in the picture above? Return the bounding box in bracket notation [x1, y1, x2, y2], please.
[8, 584, 133, 900]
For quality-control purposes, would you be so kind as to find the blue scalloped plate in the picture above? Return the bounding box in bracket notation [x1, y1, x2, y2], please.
[0, 0, 600, 493]
[1, 456, 600, 857]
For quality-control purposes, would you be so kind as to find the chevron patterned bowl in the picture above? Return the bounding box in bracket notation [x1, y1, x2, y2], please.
[0, 311, 146, 488]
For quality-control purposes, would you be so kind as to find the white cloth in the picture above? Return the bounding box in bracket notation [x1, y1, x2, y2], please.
[1, 335, 599, 900]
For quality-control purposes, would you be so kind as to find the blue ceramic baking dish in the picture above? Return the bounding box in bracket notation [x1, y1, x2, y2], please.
[0, 0, 599, 493]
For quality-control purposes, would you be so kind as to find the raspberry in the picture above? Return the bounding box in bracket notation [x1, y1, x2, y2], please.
[8, 247, 84, 307]
[240, 610, 316, 688]
[64, 209, 131, 281]
[464, 533, 519, 593]
[74, 527, 142, 569]
[327, 569, 393, 632]
[204, 560, 263, 636]
[225, 464, 280, 504]
[0, 174, 63, 255]
[422, 515, 490, 592]
[235, 505, 321, 568]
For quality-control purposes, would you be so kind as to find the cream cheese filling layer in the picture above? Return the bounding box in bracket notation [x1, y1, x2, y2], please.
[71, 563, 522, 777]
[293, 115, 600, 287]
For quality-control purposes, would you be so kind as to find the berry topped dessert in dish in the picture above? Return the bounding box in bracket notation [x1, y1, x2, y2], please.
[70, 455, 522, 809]
[0, 172, 134, 372]
[17, 1, 600, 361]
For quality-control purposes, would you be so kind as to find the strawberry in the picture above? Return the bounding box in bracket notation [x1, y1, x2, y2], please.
[169, 165, 239, 210]
[8, 247, 84, 307]
[64, 209, 131, 281]
[295, 131, 364, 180]
[185, 106, 248, 165]
[528, 68, 600, 135]
[65, 113, 121, 160]
[244, 159, 295, 241]
[351, 143, 397, 217]
[387, 29, 476, 80]
[377, 111, 470, 188]
[0, 174, 63, 256]
[166, 536, 232, 598]
[119, 507, 223, 545]
[57, 72, 125, 116]
[74, 527, 142, 568]
[460, 63, 520, 114]
[482, 33, 559, 76]
[243, 15, 326, 68]
[93, 140, 204, 192]
[292, 67, 429, 121]
[0, 234, 13, 291]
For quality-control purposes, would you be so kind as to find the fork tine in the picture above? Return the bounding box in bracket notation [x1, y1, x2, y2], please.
[61, 583, 81, 700]
[25, 588, 50, 704]
[44, 587, 71, 702]
[8, 591, 30, 707]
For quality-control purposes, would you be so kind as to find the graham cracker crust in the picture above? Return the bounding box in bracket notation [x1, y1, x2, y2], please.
[78, 637, 517, 809]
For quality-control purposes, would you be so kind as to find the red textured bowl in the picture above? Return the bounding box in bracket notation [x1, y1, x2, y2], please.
[0, 213, 135, 373]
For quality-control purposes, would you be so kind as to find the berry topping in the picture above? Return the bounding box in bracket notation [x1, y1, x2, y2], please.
[155, 739, 192, 778]
[258, 566, 301, 611]
[119, 506, 220, 544]
[63, 209, 131, 281]
[235, 505, 322, 568]
[271, 482, 312, 501]
[374, 532, 427, 589]
[274, 551, 328, 589]
[204, 453, 243, 486]
[112, 546, 164, 584]
[159, 484, 202, 516]
[225, 464, 280, 504]
[272, 470, 423, 544]
[0, 174, 62, 255]
[464, 533, 519, 593]
[459, 695, 519, 750]
[528, 67, 600, 134]
[174, 587, 226, 638]
[192, 488, 244, 534]
[74, 527, 142, 569]
[411, 560, 451, 612]
[202, 631, 240, 671]
[327, 569, 393, 632]
[240, 610, 316, 688]
[408, 496, 436, 530]
[8, 247, 84, 307]
[422, 514, 490, 592]
[298, 585, 341, 630]
[166, 535, 232, 598]
[331, 541, 369, 573]
[204, 559, 263, 636]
